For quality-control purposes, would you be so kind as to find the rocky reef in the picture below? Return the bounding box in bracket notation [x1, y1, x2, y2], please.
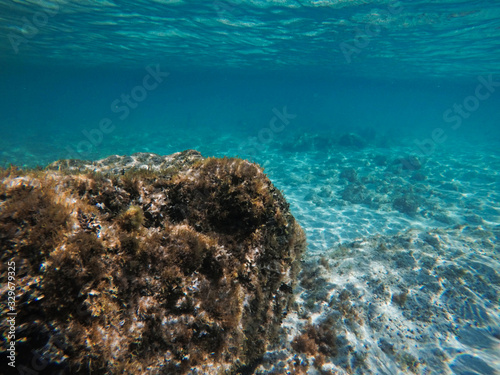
[0, 150, 306, 375]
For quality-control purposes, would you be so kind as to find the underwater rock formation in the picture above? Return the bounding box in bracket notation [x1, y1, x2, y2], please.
[0, 150, 306, 375]
[393, 155, 422, 171]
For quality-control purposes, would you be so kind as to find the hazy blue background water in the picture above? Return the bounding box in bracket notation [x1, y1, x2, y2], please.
[1, 0, 499, 168]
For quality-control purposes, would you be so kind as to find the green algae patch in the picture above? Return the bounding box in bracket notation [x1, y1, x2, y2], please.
[0, 150, 306, 375]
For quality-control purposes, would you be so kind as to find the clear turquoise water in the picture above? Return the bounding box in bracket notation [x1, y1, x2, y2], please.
[1, 1, 500, 374]
[1, 0, 500, 167]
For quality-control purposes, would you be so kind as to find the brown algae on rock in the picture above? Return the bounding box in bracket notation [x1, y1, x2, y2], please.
[0, 150, 306, 375]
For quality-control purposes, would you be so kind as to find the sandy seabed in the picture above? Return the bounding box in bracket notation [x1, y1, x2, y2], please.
[253, 135, 500, 375]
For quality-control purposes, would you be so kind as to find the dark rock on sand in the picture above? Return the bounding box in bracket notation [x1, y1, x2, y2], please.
[341, 183, 371, 204]
[393, 193, 420, 215]
[394, 155, 422, 171]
